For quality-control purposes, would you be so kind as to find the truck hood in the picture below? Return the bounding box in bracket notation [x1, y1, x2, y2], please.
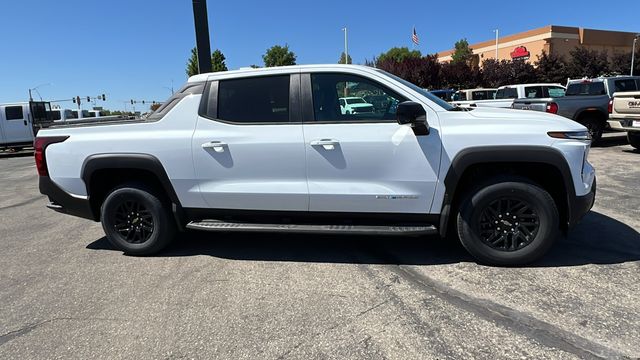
[464, 107, 586, 131]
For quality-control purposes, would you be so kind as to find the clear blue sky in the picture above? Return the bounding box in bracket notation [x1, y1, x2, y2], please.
[1, 0, 639, 111]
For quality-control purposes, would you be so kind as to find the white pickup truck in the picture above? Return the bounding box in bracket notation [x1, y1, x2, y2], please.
[609, 91, 640, 149]
[452, 83, 566, 109]
[35, 65, 596, 265]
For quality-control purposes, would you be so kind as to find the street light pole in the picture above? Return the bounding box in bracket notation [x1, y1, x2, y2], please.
[342, 27, 348, 64]
[493, 29, 499, 60]
[28, 83, 51, 102]
[632, 35, 638, 76]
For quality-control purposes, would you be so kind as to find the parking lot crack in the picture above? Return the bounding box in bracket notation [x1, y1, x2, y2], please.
[0, 317, 122, 347]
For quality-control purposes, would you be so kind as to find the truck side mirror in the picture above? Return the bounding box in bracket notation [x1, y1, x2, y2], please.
[397, 101, 429, 135]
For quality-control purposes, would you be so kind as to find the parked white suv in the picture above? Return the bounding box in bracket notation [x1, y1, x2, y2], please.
[339, 97, 375, 114]
[35, 65, 596, 265]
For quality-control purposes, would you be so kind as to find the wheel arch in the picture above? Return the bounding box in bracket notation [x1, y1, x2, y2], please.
[81, 153, 183, 223]
[439, 146, 577, 238]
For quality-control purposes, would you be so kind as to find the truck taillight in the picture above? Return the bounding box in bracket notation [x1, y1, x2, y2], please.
[608, 98, 613, 114]
[546, 102, 558, 114]
[34, 136, 69, 176]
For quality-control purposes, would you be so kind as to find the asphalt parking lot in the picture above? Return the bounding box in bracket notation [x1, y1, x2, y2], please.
[1, 135, 639, 360]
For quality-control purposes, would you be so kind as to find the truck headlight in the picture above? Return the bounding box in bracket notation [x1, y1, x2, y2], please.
[547, 131, 591, 141]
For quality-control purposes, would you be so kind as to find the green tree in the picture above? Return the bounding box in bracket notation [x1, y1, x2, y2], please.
[211, 49, 228, 72]
[376, 47, 421, 65]
[610, 50, 640, 75]
[567, 47, 610, 78]
[535, 51, 568, 84]
[186, 47, 199, 77]
[186, 47, 228, 77]
[262, 44, 297, 67]
[338, 52, 352, 64]
[451, 39, 473, 64]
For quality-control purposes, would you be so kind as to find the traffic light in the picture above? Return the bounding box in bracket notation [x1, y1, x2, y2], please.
[142, 100, 145, 105]
[76, 96, 81, 105]
[152, 101, 155, 104]
[72, 97, 76, 103]
[130, 99, 134, 105]
[87, 96, 91, 102]
[101, 94, 106, 101]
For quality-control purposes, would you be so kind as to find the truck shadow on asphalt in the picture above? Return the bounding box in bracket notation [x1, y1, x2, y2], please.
[87, 211, 640, 267]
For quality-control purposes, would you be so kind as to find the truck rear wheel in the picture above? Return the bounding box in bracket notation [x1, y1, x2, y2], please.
[100, 184, 176, 255]
[627, 132, 640, 150]
[456, 178, 560, 266]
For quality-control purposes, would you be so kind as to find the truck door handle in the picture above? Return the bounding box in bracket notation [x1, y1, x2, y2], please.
[202, 141, 227, 153]
[310, 139, 339, 150]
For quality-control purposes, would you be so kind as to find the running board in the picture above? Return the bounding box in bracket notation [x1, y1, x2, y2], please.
[186, 220, 437, 236]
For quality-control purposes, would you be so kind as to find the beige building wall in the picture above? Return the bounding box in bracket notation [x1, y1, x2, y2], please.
[437, 25, 638, 67]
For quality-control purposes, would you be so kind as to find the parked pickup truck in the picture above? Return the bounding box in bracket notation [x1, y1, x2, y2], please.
[608, 91, 640, 149]
[513, 76, 640, 141]
[35, 65, 596, 265]
[452, 83, 566, 109]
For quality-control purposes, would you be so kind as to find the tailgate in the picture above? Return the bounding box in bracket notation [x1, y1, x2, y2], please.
[613, 92, 640, 116]
[512, 99, 548, 112]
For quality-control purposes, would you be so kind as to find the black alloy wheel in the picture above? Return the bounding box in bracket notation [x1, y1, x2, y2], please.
[478, 197, 539, 251]
[111, 199, 155, 244]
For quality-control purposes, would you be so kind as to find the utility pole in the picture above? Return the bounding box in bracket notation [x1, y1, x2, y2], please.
[342, 27, 348, 64]
[632, 34, 638, 76]
[493, 29, 499, 60]
[192, 0, 212, 74]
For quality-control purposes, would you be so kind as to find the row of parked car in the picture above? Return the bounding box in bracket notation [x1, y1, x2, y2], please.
[429, 76, 640, 147]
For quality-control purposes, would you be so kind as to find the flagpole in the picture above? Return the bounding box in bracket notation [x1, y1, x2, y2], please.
[342, 27, 348, 64]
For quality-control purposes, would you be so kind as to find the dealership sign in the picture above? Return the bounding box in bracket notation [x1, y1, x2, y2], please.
[510, 46, 531, 60]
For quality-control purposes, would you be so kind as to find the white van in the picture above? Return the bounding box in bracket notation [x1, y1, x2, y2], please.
[1, 103, 36, 149]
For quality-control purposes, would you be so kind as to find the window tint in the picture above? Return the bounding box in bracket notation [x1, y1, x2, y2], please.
[471, 90, 492, 100]
[614, 79, 638, 93]
[453, 92, 466, 101]
[216, 75, 289, 123]
[495, 88, 518, 99]
[524, 86, 543, 98]
[311, 73, 406, 122]
[5, 106, 23, 120]
[49, 110, 62, 121]
[566, 82, 605, 96]
[546, 86, 566, 97]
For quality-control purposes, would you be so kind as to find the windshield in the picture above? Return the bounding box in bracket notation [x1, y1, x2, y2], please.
[375, 69, 454, 110]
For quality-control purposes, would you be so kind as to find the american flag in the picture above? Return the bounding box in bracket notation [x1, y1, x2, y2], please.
[412, 27, 419, 45]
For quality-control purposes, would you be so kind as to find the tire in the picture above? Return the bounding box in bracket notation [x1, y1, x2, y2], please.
[456, 178, 560, 266]
[100, 184, 176, 255]
[579, 117, 604, 143]
[628, 132, 640, 150]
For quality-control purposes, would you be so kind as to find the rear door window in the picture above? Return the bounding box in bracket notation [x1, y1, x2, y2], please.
[495, 88, 518, 99]
[546, 86, 566, 97]
[5, 106, 23, 120]
[217, 75, 290, 123]
[524, 86, 543, 98]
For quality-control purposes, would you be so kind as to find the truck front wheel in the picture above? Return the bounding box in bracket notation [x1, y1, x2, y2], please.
[100, 184, 176, 255]
[627, 132, 640, 150]
[456, 178, 560, 266]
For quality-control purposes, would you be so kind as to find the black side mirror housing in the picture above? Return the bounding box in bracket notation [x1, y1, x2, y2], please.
[396, 101, 429, 135]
